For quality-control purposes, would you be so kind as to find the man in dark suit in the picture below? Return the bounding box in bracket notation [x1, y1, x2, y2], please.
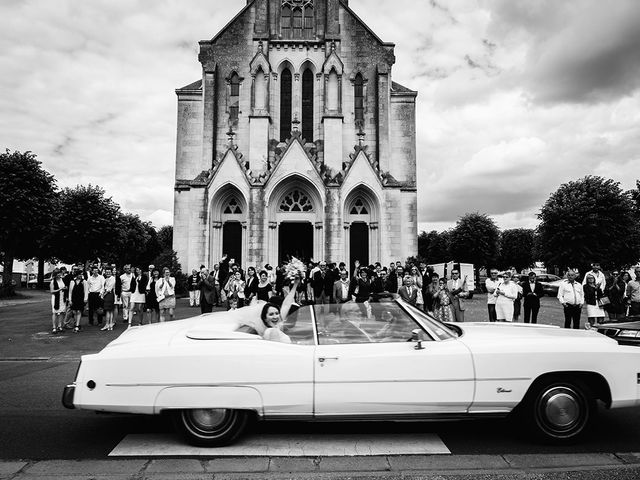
[522, 271, 544, 324]
[398, 275, 418, 306]
[312, 261, 333, 304]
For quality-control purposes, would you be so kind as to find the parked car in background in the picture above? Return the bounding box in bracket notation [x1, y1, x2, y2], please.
[63, 300, 640, 447]
[535, 274, 563, 296]
[592, 316, 640, 347]
[27, 273, 53, 289]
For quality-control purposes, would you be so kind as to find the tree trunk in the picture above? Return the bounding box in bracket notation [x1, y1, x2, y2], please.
[1, 253, 15, 297]
[37, 258, 45, 289]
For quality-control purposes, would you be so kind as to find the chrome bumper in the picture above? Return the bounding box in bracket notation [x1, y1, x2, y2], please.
[62, 383, 76, 409]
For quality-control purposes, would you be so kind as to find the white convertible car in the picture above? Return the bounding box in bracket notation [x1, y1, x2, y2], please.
[62, 300, 640, 446]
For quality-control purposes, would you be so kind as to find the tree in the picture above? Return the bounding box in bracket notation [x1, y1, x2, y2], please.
[418, 230, 451, 264]
[449, 213, 500, 269]
[49, 185, 121, 264]
[0, 150, 57, 296]
[537, 176, 640, 273]
[498, 228, 536, 272]
[108, 213, 153, 267]
[157, 225, 173, 251]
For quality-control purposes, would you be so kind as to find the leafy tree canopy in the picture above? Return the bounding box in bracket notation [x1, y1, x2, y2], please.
[537, 176, 640, 272]
[0, 150, 57, 295]
[449, 213, 500, 268]
[418, 230, 452, 264]
[0, 150, 57, 258]
[49, 185, 121, 263]
[157, 225, 173, 252]
[498, 228, 536, 272]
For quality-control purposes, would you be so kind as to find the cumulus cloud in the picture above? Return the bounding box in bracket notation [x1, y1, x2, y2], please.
[487, 0, 640, 104]
[1, 0, 639, 237]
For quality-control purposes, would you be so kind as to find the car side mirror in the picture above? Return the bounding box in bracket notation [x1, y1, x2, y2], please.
[411, 329, 426, 350]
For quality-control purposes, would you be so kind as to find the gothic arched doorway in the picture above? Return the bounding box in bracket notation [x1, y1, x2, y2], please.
[344, 187, 380, 271]
[349, 221, 369, 270]
[267, 176, 324, 266]
[209, 187, 248, 267]
[222, 221, 242, 266]
[279, 222, 313, 263]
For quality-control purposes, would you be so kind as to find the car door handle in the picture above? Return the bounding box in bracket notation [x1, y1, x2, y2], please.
[318, 357, 339, 363]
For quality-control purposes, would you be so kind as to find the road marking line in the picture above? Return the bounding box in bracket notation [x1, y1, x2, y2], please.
[109, 433, 450, 456]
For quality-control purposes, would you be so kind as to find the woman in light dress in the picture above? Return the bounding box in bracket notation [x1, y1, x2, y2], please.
[50, 269, 67, 334]
[495, 271, 519, 321]
[156, 267, 176, 322]
[227, 271, 246, 310]
[100, 267, 117, 331]
[583, 273, 605, 327]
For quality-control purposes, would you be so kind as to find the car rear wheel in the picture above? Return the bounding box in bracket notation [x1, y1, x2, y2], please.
[172, 408, 249, 447]
[525, 380, 594, 443]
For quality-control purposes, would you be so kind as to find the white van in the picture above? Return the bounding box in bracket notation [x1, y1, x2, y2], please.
[428, 261, 476, 299]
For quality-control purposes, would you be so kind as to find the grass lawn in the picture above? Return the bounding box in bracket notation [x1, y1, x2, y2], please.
[461, 294, 577, 328]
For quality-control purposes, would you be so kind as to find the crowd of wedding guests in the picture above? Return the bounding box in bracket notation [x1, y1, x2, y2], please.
[188, 255, 472, 323]
[49, 256, 640, 334]
[49, 261, 178, 334]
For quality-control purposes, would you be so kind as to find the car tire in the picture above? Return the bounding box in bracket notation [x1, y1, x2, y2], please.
[524, 379, 595, 444]
[172, 408, 249, 447]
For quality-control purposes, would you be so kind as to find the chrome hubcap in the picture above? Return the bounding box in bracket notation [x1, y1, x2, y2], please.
[541, 388, 580, 430]
[190, 409, 228, 430]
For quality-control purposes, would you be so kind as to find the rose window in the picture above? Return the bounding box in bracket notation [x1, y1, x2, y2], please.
[279, 190, 314, 212]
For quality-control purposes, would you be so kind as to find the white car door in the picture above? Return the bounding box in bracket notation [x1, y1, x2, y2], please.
[313, 302, 474, 417]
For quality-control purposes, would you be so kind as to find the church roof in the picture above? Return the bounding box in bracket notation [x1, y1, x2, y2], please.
[391, 81, 416, 94]
[176, 79, 202, 91]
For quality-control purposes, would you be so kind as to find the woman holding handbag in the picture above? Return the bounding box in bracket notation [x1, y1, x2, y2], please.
[584, 273, 605, 326]
[156, 267, 176, 322]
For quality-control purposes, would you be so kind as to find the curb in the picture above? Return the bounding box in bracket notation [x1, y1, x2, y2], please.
[1, 453, 640, 478]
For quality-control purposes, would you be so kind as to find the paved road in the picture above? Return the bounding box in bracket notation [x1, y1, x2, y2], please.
[1, 356, 640, 460]
[1, 290, 639, 479]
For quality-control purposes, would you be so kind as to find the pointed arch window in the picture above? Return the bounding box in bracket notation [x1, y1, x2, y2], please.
[292, 8, 303, 38]
[279, 189, 314, 212]
[281, 1, 314, 39]
[354, 73, 364, 127]
[281, 5, 292, 38]
[223, 197, 243, 214]
[303, 5, 314, 39]
[350, 198, 369, 215]
[229, 72, 240, 123]
[280, 68, 292, 141]
[301, 69, 314, 142]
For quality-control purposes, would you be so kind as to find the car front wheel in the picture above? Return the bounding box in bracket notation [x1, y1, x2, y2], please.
[172, 408, 249, 447]
[526, 380, 594, 443]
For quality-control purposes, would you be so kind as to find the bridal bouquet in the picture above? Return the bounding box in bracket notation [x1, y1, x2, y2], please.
[284, 257, 307, 280]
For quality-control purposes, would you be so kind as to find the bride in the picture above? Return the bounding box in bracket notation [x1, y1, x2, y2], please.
[259, 277, 301, 343]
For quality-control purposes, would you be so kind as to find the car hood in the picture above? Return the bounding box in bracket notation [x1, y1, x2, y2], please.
[456, 322, 613, 348]
[596, 320, 640, 330]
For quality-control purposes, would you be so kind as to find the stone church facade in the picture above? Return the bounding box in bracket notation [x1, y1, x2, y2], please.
[173, 0, 417, 271]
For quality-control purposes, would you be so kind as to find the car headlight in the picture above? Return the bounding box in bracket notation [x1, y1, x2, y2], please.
[617, 330, 640, 338]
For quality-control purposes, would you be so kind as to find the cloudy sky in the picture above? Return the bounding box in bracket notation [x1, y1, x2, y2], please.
[1, 0, 639, 233]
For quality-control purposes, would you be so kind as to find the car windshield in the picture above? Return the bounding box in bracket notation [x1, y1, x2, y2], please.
[398, 301, 458, 340]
